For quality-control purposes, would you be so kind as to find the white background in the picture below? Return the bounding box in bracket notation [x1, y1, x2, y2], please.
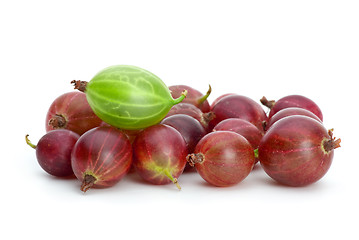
[1, 0, 358, 239]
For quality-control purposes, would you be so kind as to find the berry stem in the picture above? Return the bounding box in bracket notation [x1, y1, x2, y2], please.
[186, 153, 205, 167]
[25, 134, 37, 149]
[173, 90, 188, 105]
[81, 174, 97, 192]
[163, 169, 181, 190]
[323, 129, 341, 152]
[48, 114, 67, 129]
[197, 84, 212, 105]
[260, 96, 276, 109]
[254, 149, 259, 159]
[201, 112, 216, 128]
[71, 80, 88, 93]
[262, 120, 268, 132]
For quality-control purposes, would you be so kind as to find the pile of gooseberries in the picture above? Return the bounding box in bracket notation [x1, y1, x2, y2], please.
[26, 65, 341, 192]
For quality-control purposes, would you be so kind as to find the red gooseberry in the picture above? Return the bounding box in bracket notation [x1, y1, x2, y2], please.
[132, 124, 188, 190]
[209, 94, 267, 133]
[46, 91, 102, 135]
[165, 103, 215, 130]
[260, 95, 323, 121]
[265, 107, 322, 131]
[161, 114, 206, 153]
[213, 118, 263, 163]
[258, 115, 341, 187]
[71, 126, 133, 192]
[187, 131, 255, 187]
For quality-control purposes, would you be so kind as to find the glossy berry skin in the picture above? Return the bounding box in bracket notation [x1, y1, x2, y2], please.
[169, 84, 211, 112]
[210, 93, 237, 109]
[187, 131, 255, 187]
[29, 129, 80, 177]
[258, 116, 340, 187]
[161, 114, 206, 153]
[165, 103, 214, 130]
[80, 65, 186, 130]
[264, 95, 323, 121]
[209, 94, 267, 133]
[213, 118, 263, 162]
[265, 107, 322, 130]
[71, 126, 132, 192]
[133, 124, 188, 189]
[46, 92, 102, 135]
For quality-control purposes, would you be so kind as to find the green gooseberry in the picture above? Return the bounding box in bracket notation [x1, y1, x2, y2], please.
[72, 65, 187, 130]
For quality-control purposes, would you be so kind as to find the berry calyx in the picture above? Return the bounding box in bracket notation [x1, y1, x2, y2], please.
[323, 129, 341, 153]
[71, 80, 88, 92]
[81, 173, 97, 193]
[48, 114, 67, 129]
[186, 153, 205, 167]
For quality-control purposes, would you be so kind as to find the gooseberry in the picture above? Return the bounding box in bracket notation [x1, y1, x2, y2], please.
[213, 118, 263, 162]
[165, 103, 214, 130]
[258, 115, 341, 187]
[265, 107, 322, 130]
[71, 126, 133, 192]
[260, 95, 323, 121]
[161, 114, 206, 153]
[210, 93, 237, 109]
[46, 91, 102, 135]
[209, 94, 267, 133]
[25, 129, 80, 177]
[132, 124, 188, 190]
[187, 131, 255, 187]
[72, 65, 187, 130]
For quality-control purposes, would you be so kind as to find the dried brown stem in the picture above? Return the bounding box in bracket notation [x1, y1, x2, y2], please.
[48, 114, 67, 129]
[71, 80, 88, 93]
[260, 96, 276, 109]
[201, 112, 216, 128]
[81, 174, 97, 192]
[186, 153, 205, 167]
[323, 129, 341, 152]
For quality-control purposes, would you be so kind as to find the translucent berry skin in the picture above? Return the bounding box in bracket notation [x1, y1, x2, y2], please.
[35, 129, 80, 177]
[258, 116, 337, 187]
[265, 107, 322, 130]
[213, 118, 263, 163]
[214, 118, 263, 149]
[188, 131, 255, 187]
[71, 126, 132, 190]
[133, 124, 188, 186]
[46, 92, 102, 135]
[209, 95, 267, 133]
[83, 65, 187, 130]
[268, 95, 323, 121]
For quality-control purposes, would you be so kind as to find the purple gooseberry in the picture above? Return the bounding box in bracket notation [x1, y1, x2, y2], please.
[26, 129, 80, 177]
